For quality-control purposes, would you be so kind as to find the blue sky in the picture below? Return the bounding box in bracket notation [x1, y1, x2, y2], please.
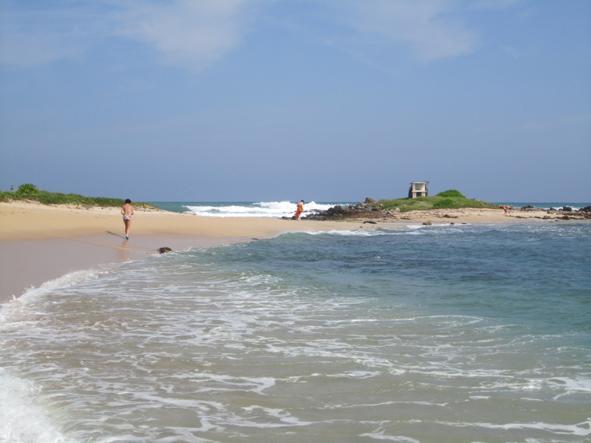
[0, 0, 590, 202]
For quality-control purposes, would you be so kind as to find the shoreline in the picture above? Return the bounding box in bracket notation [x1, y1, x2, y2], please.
[1, 201, 588, 303]
[0, 234, 249, 304]
[0, 202, 368, 302]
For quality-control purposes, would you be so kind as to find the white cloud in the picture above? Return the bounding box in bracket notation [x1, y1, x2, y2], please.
[0, 0, 518, 69]
[116, 0, 253, 69]
[335, 0, 479, 61]
[0, 0, 254, 69]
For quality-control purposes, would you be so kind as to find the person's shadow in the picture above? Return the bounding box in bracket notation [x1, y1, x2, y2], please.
[106, 230, 126, 240]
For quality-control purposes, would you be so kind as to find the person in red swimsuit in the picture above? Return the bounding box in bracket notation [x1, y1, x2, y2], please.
[293, 200, 304, 220]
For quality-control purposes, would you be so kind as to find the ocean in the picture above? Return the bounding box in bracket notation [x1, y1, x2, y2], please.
[150, 201, 345, 218]
[1, 209, 590, 442]
[150, 201, 590, 217]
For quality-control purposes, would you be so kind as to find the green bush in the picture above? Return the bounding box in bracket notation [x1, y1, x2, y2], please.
[433, 198, 455, 208]
[1, 184, 153, 208]
[436, 189, 465, 198]
[16, 183, 39, 195]
[379, 189, 495, 212]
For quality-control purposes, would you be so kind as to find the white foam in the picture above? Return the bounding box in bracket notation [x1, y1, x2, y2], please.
[304, 230, 377, 236]
[327, 370, 381, 379]
[188, 372, 276, 395]
[0, 268, 105, 324]
[550, 377, 591, 399]
[184, 201, 339, 218]
[303, 224, 469, 237]
[435, 419, 591, 436]
[14, 268, 103, 303]
[239, 405, 312, 428]
[0, 369, 70, 443]
[360, 423, 420, 442]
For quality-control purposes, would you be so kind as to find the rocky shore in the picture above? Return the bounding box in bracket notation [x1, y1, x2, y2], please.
[303, 201, 591, 222]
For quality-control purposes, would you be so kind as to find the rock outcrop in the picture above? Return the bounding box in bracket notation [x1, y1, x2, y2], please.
[304, 203, 385, 220]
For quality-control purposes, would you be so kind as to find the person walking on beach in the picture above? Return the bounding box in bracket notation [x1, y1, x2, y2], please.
[293, 200, 304, 220]
[121, 199, 134, 240]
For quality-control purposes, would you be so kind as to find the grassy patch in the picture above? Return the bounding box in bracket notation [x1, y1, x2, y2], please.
[435, 189, 465, 198]
[0, 184, 153, 208]
[378, 189, 496, 212]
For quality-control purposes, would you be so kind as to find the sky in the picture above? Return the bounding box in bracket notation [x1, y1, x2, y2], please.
[0, 0, 590, 202]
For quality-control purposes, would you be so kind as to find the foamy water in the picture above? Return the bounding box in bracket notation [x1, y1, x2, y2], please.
[1, 223, 590, 442]
[183, 201, 339, 217]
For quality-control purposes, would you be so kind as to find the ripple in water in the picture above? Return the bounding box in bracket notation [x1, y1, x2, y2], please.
[1, 223, 590, 442]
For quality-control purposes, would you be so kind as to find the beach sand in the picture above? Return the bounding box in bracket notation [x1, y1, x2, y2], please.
[0, 201, 573, 303]
[0, 202, 364, 302]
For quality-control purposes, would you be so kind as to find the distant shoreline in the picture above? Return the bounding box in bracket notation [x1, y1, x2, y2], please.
[1, 201, 589, 303]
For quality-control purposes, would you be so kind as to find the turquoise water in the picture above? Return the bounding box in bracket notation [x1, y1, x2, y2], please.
[1, 222, 590, 442]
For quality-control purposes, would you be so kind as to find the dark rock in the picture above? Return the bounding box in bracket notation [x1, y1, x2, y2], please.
[562, 206, 573, 212]
[363, 220, 377, 224]
[304, 202, 386, 220]
[520, 205, 536, 211]
[423, 221, 432, 226]
[580, 206, 591, 213]
[158, 247, 173, 254]
[364, 197, 376, 204]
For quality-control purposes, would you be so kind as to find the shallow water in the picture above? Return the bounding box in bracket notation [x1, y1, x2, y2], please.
[1, 222, 590, 442]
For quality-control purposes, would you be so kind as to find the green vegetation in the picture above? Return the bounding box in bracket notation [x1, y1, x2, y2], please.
[0, 184, 153, 208]
[435, 189, 465, 198]
[377, 189, 496, 212]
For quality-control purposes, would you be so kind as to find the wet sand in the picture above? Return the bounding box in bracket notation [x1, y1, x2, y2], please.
[0, 234, 249, 303]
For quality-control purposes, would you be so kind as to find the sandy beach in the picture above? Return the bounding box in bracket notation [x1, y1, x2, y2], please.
[0, 201, 580, 303]
[0, 202, 366, 302]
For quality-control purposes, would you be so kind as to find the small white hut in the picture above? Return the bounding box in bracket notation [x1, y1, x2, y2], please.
[408, 181, 429, 198]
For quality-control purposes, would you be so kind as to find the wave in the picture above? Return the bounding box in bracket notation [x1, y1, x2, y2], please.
[302, 224, 469, 237]
[0, 369, 70, 443]
[184, 201, 341, 218]
[434, 418, 591, 437]
[0, 268, 106, 324]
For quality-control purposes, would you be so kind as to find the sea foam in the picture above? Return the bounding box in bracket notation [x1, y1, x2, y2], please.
[184, 201, 339, 217]
[0, 369, 70, 443]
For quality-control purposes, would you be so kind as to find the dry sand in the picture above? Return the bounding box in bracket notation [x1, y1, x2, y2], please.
[0, 201, 576, 303]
